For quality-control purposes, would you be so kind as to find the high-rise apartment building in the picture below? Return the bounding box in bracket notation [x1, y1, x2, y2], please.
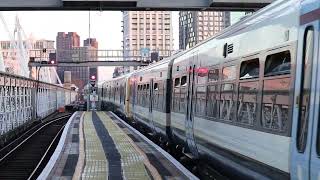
[56, 32, 94, 90]
[56, 32, 80, 63]
[84, 38, 98, 82]
[84, 38, 98, 49]
[120, 11, 174, 75]
[179, 11, 230, 50]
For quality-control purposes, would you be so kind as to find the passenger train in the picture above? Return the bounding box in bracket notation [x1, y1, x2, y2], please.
[100, 0, 320, 179]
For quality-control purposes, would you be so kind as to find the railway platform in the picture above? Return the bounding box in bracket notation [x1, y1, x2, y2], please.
[39, 111, 197, 179]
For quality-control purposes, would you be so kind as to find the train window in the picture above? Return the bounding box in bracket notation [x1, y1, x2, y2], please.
[240, 59, 259, 79]
[222, 66, 237, 81]
[264, 51, 291, 76]
[137, 85, 141, 105]
[153, 83, 159, 109]
[174, 78, 180, 87]
[261, 78, 290, 133]
[206, 85, 219, 118]
[298, 27, 314, 153]
[139, 86, 142, 106]
[181, 76, 187, 86]
[195, 86, 206, 117]
[142, 84, 147, 107]
[180, 87, 187, 113]
[208, 68, 219, 82]
[146, 84, 150, 107]
[154, 83, 158, 90]
[237, 81, 258, 126]
[173, 86, 180, 112]
[197, 67, 208, 84]
[156, 82, 163, 111]
[220, 83, 236, 121]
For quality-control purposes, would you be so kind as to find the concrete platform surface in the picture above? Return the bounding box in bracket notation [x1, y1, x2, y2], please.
[38, 111, 198, 180]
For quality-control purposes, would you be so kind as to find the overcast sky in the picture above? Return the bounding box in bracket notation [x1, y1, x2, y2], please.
[0, 11, 245, 81]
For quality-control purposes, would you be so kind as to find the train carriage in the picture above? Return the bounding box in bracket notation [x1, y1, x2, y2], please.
[101, 75, 128, 115]
[101, 0, 320, 179]
[129, 59, 174, 140]
[168, 0, 299, 178]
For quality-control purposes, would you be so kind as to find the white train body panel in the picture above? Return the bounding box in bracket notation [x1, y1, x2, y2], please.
[100, 0, 320, 179]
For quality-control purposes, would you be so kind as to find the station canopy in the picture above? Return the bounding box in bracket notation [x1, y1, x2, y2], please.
[0, 0, 274, 11]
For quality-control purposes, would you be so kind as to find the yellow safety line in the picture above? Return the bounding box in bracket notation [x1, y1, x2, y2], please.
[96, 112, 160, 180]
[81, 112, 108, 180]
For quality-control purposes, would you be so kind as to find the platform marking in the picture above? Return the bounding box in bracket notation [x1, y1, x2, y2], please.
[92, 111, 123, 180]
[109, 111, 199, 180]
[81, 112, 108, 179]
[37, 112, 77, 179]
[96, 111, 152, 180]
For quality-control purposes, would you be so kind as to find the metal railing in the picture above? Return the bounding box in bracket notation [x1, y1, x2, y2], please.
[0, 72, 77, 136]
[29, 49, 178, 62]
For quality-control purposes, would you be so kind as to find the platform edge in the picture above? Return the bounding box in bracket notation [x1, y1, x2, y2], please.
[108, 111, 199, 180]
[37, 112, 78, 180]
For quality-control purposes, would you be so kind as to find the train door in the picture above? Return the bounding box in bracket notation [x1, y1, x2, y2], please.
[132, 79, 136, 116]
[185, 54, 199, 157]
[291, 17, 319, 179]
[132, 79, 136, 111]
[308, 20, 320, 180]
[149, 79, 156, 133]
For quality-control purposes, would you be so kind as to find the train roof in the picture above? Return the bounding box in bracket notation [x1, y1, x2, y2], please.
[102, 72, 132, 85]
[170, 0, 299, 64]
[103, 0, 298, 83]
[130, 51, 184, 75]
[186, 0, 297, 50]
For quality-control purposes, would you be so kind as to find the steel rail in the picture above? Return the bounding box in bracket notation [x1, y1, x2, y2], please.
[27, 123, 66, 180]
[0, 114, 71, 163]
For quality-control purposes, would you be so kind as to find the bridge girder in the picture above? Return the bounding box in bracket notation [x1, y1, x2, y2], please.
[0, 0, 274, 11]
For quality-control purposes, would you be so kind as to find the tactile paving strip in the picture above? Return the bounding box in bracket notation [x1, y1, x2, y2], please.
[81, 112, 108, 179]
[92, 111, 123, 180]
[96, 111, 152, 180]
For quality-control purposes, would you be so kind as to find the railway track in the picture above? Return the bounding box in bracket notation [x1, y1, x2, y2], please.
[0, 113, 72, 180]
